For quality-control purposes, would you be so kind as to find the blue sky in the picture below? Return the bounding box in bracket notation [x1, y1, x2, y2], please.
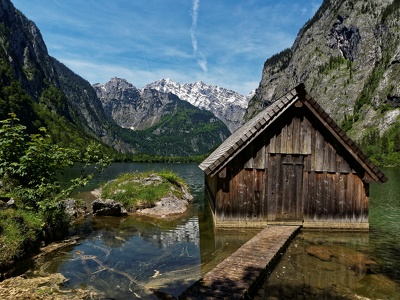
[12, 0, 322, 95]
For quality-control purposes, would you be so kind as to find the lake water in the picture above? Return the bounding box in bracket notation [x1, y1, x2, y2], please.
[32, 164, 400, 299]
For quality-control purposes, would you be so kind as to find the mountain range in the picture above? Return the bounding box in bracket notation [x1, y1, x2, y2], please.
[93, 78, 230, 156]
[144, 78, 252, 132]
[94, 77, 250, 133]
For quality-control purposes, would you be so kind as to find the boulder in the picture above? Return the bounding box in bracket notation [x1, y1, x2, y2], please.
[62, 199, 86, 218]
[138, 184, 194, 218]
[6, 198, 16, 209]
[0, 198, 16, 210]
[92, 199, 127, 216]
[139, 194, 189, 217]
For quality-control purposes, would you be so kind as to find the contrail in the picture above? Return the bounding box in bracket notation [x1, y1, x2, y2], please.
[191, 0, 207, 72]
[191, 0, 199, 52]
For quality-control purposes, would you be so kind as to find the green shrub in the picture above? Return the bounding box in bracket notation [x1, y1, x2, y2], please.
[0, 115, 110, 265]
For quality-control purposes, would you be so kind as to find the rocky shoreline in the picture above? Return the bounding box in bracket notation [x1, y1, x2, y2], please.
[0, 172, 195, 298]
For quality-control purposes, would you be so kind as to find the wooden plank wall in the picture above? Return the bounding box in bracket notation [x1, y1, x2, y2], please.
[214, 165, 267, 225]
[211, 107, 369, 228]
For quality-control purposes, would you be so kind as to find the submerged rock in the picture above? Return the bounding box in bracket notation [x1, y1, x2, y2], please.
[306, 245, 334, 261]
[306, 244, 379, 275]
[92, 199, 128, 216]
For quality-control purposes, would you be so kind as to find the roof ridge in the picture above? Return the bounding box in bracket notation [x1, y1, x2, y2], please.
[199, 85, 300, 175]
[199, 84, 387, 183]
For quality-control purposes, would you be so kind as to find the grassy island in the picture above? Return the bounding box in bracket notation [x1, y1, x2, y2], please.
[99, 170, 190, 211]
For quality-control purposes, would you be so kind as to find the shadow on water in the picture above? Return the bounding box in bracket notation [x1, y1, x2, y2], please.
[181, 264, 363, 300]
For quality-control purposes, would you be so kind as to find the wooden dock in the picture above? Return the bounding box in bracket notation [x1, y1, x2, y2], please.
[180, 225, 300, 299]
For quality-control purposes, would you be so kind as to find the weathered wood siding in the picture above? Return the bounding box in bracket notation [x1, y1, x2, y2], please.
[207, 105, 369, 229]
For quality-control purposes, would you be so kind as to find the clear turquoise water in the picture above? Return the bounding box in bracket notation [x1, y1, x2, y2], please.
[256, 167, 400, 299]
[33, 164, 400, 299]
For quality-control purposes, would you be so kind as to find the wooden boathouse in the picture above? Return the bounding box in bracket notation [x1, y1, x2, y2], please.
[199, 83, 387, 230]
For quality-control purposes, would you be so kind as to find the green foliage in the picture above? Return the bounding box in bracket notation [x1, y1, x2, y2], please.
[100, 171, 187, 210]
[381, 0, 400, 22]
[39, 85, 69, 115]
[0, 61, 34, 124]
[318, 55, 349, 74]
[110, 99, 229, 157]
[393, 129, 400, 152]
[340, 114, 356, 132]
[345, 59, 389, 131]
[355, 66, 385, 112]
[359, 122, 400, 167]
[264, 48, 292, 74]
[0, 115, 110, 264]
[158, 169, 185, 187]
[0, 114, 76, 208]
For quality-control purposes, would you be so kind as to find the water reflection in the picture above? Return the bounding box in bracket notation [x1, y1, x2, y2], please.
[40, 215, 203, 299]
[37, 163, 256, 299]
[35, 164, 400, 299]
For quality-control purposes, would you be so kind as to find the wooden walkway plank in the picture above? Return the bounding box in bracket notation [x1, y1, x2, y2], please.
[180, 225, 300, 300]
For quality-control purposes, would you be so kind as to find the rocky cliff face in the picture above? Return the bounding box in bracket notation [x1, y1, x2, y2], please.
[0, 0, 56, 99]
[247, 0, 400, 140]
[94, 78, 142, 130]
[145, 78, 252, 132]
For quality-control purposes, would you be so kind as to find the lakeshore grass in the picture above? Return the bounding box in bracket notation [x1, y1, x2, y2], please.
[0, 208, 43, 264]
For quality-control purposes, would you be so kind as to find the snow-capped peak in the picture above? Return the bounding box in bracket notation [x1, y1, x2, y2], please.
[144, 79, 251, 132]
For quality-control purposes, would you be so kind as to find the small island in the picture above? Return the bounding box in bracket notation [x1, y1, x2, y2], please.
[91, 170, 194, 218]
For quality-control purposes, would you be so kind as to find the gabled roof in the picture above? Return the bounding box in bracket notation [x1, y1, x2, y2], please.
[199, 83, 388, 184]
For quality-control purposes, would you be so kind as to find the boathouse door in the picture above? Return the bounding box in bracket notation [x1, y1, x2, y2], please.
[267, 154, 304, 222]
